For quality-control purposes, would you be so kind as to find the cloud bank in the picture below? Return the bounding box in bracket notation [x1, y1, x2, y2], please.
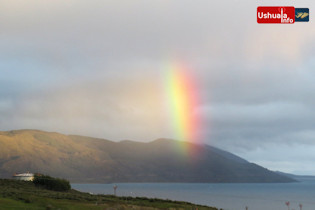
[1, 0, 315, 174]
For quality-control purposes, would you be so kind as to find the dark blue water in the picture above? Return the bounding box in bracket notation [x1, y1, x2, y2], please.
[72, 181, 315, 210]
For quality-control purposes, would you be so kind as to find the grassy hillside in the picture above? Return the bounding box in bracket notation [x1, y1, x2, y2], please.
[0, 129, 295, 183]
[0, 179, 217, 210]
[0, 130, 113, 181]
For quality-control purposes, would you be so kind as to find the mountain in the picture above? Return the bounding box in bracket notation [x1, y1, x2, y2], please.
[275, 171, 315, 182]
[0, 129, 295, 183]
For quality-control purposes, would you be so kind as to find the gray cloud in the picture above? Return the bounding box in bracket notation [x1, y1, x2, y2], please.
[1, 0, 315, 174]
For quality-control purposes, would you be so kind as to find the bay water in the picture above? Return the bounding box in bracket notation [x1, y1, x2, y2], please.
[72, 181, 315, 210]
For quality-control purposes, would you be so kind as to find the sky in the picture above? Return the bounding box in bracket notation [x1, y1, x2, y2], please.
[1, 0, 315, 175]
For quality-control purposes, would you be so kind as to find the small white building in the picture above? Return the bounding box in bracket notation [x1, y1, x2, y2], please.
[12, 172, 34, 181]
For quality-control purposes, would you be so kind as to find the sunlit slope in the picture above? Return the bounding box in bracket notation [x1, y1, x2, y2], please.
[0, 130, 295, 183]
[0, 130, 115, 182]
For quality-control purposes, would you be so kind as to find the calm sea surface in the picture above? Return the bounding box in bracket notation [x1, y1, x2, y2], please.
[72, 181, 315, 210]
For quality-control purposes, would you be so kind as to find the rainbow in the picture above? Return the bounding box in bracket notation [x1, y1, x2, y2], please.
[166, 62, 202, 147]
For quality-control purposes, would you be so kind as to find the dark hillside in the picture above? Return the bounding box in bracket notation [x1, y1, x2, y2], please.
[0, 130, 295, 183]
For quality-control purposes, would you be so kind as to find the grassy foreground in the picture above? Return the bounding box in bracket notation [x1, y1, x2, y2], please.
[0, 179, 218, 210]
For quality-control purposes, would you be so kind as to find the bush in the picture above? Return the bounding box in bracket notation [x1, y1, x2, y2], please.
[33, 175, 71, 191]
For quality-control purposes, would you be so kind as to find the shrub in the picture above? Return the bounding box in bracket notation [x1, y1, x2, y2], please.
[33, 175, 71, 191]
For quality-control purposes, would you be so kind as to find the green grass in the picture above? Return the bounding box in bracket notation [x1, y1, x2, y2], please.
[0, 179, 218, 210]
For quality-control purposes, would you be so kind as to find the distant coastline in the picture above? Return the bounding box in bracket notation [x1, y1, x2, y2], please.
[0, 129, 296, 183]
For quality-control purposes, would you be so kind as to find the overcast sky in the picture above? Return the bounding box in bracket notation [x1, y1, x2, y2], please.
[1, 0, 315, 175]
